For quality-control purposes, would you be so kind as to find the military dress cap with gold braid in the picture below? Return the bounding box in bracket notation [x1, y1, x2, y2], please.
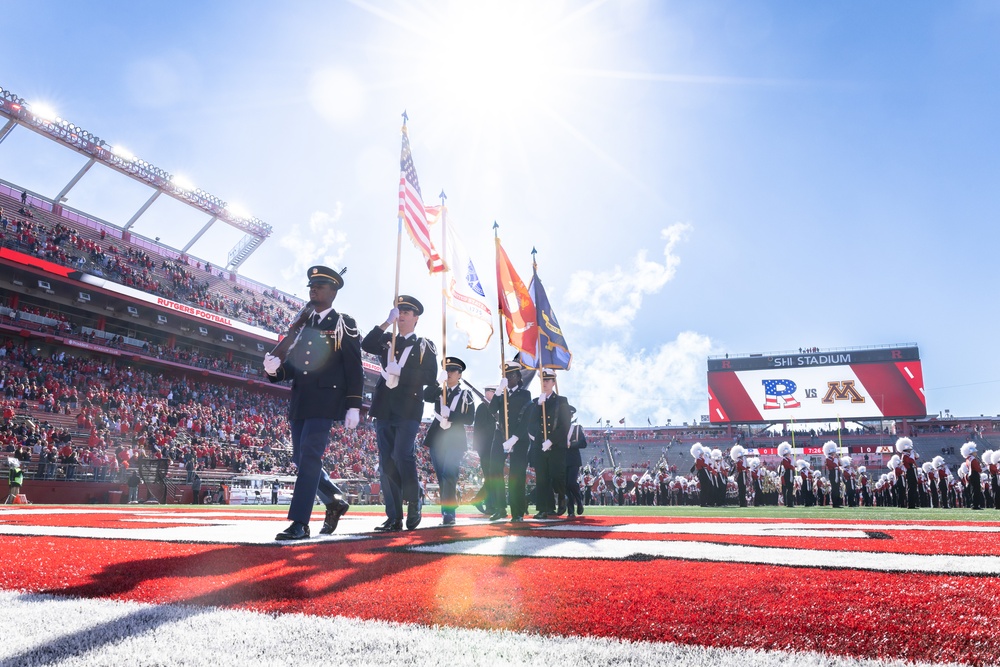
[541, 369, 558, 380]
[504, 361, 523, 374]
[395, 294, 423, 315]
[307, 265, 345, 289]
[444, 356, 466, 372]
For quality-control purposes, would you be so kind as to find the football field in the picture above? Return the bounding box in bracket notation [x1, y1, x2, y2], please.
[1, 504, 997, 666]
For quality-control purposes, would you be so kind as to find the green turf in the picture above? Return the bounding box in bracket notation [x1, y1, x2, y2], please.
[88, 502, 1000, 522]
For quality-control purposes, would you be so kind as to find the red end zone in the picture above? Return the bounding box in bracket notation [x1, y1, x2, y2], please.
[1, 507, 998, 665]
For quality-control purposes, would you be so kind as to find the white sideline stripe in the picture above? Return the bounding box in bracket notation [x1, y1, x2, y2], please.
[536, 521, 1000, 536]
[0, 591, 960, 667]
[410, 536, 1000, 575]
[0, 513, 491, 544]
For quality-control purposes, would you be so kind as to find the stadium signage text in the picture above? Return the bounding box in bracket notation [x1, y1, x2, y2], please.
[156, 297, 234, 326]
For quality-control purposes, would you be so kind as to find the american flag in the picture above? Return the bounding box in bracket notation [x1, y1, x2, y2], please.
[399, 126, 445, 274]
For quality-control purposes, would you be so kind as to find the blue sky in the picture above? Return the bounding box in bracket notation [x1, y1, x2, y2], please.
[2, 1, 999, 426]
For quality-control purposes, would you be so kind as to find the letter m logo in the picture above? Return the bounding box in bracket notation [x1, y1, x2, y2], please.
[821, 380, 866, 404]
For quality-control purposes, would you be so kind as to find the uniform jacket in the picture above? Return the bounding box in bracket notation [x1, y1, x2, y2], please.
[566, 423, 588, 467]
[362, 328, 437, 421]
[422, 383, 475, 451]
[489, 385, 533, 452]
[268, 310, 363, 420]
[524, 393, 571, 456]
[472, 401, 498, 456]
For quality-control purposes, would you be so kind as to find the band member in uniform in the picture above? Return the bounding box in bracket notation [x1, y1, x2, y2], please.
[613, 466, 627, 506]
[263, 266, 362, 541]
[896, 437, 919, 509]
[362, 295, 438, 531]
[691, 444, 711, 507]
[990, 450, 1000, 510]
[778, 442, 795, 508]
[822, 441, 842, 508]
[797, 459, 814, 507]
[887, 455, 905, 508]
[961, 441, 985, 510]
[423, 357, 475, 526]
[932, 456, 950, 509]
[730, 445, 748, 507]
[491, 362, 533, 522]
[749, 458, 762, 507]
[582, 465, 596, 506]
[656, 462, 671, 506]
[857, 465, 872, 507]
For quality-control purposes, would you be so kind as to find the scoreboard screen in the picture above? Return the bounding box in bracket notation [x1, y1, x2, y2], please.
[707, 346, 926, 423]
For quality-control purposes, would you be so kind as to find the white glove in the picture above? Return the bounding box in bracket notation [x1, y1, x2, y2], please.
[344, 408, 360, 429]
[440, 405, 450, 419]
[262, 354, 281, 375]
[502, 435, 518, 453]
[437, 368, 447, 383]
[537, 393, 548, 405]
[385, 307, 399, 325]
[385, 361, 402, 377]
[438, 417, 452, 430]
[497, 377, 509, 392]
[542, 439, 553, 452]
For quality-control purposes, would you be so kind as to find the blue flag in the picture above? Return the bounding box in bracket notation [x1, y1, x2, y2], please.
[524, 273, 572, 370]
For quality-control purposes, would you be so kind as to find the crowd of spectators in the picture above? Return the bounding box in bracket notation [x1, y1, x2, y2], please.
[0, 200, 302, 335]
[0, 339, 485, 497]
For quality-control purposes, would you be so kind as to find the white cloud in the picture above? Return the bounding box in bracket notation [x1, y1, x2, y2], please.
[564, 223, 691, 330]
[278, 206, 349, 281]
[566, 331, 716, 427]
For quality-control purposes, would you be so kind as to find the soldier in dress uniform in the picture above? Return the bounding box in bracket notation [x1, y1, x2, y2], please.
[490, 362, 534, 522]
[362, 295, 438, 531]
[470, 385, 498, 515]
[778, 442, 795, 508]
[263, 265, 362, 541]
[422, 357, 476, 526]
[525, 394, 569, 509]
[563, 405, 588, 518]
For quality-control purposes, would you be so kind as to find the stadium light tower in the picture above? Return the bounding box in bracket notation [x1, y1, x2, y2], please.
[0, 85, 273, 271]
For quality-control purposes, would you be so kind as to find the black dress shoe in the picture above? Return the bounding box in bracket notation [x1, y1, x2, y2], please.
[441, 516, 456, 526]
[374, 519, 401, 532]
[555, 501, 566, 516]
[275, 521, 310, 541]
[533, 512, 549, 520]
[577, 503, 584, 515]
[406, 496, 423, 530]
[510, 516, 524, 523]
[320, 498, 350, 535]
[474, 502, 489, 515]
[489, 511, 508, 521]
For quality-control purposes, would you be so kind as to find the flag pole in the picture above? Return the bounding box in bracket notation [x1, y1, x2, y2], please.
[532, 247, 547, 442]
[439, 190, 449, 409]
[494, 221, 510, 440]
[391, 111, 408, 360]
